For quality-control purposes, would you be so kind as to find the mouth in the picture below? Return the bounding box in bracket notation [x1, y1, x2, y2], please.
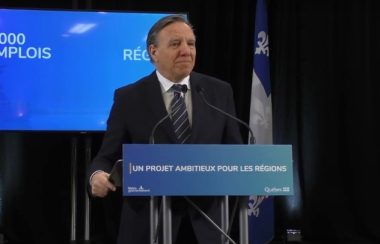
[175, 58, 193, 63]
[175, 61, 193, 67]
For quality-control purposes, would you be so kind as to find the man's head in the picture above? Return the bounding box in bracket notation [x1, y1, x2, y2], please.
[147, 14, 196, 82]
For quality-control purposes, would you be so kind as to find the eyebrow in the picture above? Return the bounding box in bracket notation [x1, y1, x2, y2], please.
[168, 37, 196, 42]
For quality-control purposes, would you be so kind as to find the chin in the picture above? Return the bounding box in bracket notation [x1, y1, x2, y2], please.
[177, 65, 193, 73]
[178, 70, 192, 78]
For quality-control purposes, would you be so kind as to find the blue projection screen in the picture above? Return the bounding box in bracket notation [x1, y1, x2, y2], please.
[0, 9, 171, 131]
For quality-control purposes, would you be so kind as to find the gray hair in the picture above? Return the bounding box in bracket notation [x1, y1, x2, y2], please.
[146, 14, 194, 62]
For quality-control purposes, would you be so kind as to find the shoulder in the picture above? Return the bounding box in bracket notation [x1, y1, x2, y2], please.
[114, 72, 158, 97]
[190, 71, 233, 95]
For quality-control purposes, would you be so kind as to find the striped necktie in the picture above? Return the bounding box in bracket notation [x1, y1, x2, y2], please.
[170, 84, 191, 144]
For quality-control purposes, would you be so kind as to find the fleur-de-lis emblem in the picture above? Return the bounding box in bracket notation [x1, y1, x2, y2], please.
[248, 195, 269, 217]
[255, 31, 269, 57]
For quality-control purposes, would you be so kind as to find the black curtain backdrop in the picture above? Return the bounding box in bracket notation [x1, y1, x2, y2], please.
[1, 0, 379, 243]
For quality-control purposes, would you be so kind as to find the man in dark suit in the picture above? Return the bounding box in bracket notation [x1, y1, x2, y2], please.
[88, 14, 243, 244]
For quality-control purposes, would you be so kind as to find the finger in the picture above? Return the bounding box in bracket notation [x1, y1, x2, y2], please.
[91, 181, 109, 197]
[93, 186, 109, 197]
[105, 181, 117, 191]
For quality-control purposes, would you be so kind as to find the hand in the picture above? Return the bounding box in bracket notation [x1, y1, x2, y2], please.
[90, 171, 116, 197]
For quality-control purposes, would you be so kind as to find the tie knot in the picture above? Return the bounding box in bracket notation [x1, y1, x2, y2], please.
[172, 84, 187, 94]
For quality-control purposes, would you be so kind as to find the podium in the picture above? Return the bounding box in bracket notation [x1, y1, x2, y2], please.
[120, 144, 293, 244]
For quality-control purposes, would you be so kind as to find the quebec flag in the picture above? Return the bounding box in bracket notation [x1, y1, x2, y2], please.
[248, 0, 274, 243]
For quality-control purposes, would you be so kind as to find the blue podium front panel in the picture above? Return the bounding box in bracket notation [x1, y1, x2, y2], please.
[123, 144, 293, 196]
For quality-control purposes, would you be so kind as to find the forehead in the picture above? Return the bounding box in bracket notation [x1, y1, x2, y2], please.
[158, 22, 195, 40]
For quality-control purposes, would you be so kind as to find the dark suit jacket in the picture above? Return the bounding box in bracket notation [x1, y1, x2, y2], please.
[88, 71, 243, 244]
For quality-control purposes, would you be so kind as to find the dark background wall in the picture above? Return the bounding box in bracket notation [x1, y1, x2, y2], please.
[1, 0, 379, 243]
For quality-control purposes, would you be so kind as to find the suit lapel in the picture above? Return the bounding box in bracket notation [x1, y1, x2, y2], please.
[144, 72, 178, 143]
[189, 75, 206, 143]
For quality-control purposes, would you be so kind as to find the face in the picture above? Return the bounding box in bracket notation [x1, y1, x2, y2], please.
[149, 22, 196, 82]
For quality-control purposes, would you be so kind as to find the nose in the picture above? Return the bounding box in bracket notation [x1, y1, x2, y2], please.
[179, 43, 192, 55]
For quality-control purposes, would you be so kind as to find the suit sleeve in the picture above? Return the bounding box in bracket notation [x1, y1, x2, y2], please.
[87, 89, 129, 180]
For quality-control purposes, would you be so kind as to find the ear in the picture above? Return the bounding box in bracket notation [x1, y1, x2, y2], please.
[149, 44, 158, 62]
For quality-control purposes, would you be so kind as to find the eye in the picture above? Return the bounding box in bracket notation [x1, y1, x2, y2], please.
[188, 41, 196, 47]
[170, 41, 180, 48]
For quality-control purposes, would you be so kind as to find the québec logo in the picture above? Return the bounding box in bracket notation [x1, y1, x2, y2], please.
[127, 185, 150, 193]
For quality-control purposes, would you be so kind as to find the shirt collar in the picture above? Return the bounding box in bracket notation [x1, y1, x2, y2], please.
[156, 70, 190, 93]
